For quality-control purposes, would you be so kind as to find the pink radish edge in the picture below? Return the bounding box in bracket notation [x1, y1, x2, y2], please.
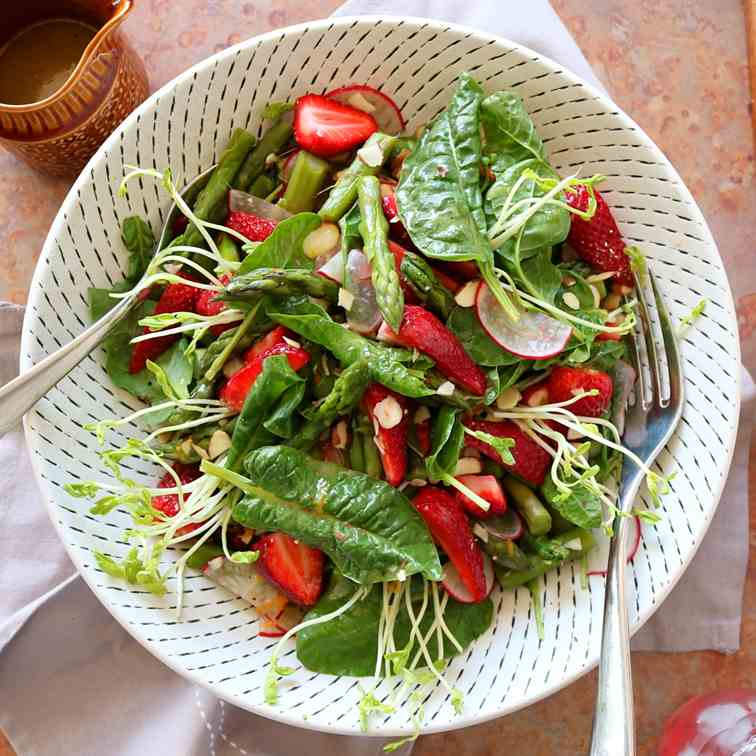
[475, 281, 572, 360]
[587, 515, 642, 577]
[441, 553, 494, 604]
[326, 84, 405, 134]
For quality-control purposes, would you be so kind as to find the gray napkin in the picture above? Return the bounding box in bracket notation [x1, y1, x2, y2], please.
[0, 2, 752, 755]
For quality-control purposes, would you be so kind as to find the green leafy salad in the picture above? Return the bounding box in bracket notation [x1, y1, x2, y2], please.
[67, 75, 671, 741]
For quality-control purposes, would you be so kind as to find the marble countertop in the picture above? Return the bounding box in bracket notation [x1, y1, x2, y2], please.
[0, 2, 753, 755]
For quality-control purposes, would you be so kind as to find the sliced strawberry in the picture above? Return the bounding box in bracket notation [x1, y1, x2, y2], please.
[546, 366, 613, 417]
[362, 383, 410, 487]
[195, 274, 233, 336]
[436, 260, 480, 281]
[152, 462, 203, 536]
[386, 240, 419, 303]
[455, 474, 507, 518]
[520, 379, 550, 407]
[326, 84, 405, 135]
[430, 265, 462, 294]
[220, 341, 310, 411]
[293, 94, 378, 158]
[226, 210, 278, 242]
[463, 418, 551, 487]
[243, 326, 289, 363]
[255, 532, 325, 607]
[381, 188, 413, 247]
[413, 486, 488, 603]
[385, 305, 487, 396]
[565, 186, 633, 287]
[414, 407, 432, 457]
[129, 277, 200, 374]
[596, 321, 622, 342]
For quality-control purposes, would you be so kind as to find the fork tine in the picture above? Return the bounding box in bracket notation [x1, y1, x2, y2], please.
[634, 268, 664, 408]
[649, 269, 683, 409]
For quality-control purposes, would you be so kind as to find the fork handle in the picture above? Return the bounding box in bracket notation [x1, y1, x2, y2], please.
[0, 292, 138, 435]
[589, 493, 638, 756]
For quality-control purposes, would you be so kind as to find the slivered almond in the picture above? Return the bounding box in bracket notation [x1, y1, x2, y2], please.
[192, 442, 209, 461]
[208, 430, 231, 459]
[331, 420, 349, 449]
[454, 457, 483, 475]
[338, 287, 355, 311]
[562, 291, 581, 310]
[436, 381, 455, 397]
[454, 279, 480, 308]
[414, 405, 431, 424]
[373, 396, 404, 429]
[526, 387, 549, 407]
[496, 386, 521, 410]
[303, 222, 340, 260]
[589, 284, 601, 309]
[357, 141, 384, 167]
[282, 336, 301, 348]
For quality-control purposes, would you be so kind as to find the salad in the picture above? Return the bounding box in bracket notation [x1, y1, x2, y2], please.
[68, 74, 672, 741]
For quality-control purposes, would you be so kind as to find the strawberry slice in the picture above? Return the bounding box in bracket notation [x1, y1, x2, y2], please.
[226, 210, 278, 242]
[455, 474, 507, 518]
[596, 321, 622, 342]
[413, 486, 488, 603]
[520, 379, 550, 407]
[565, 186, 633, 287]
[381, 186, 414, 247]
[195, 274, 233, 336]
[546, 366, 613, 417]
[436, 260, 480, 281]
[129, 277, 200, 374]
[293, 94, 378, 158]
[463, 418, 551, 487]
[243, 326, 290, 363]
[220, 341, 310, 411]
[255, 532, 325, 606]
[362, 383, 410, 487]
[384, 305, 487, 396]
[152, 462, 203, 536]
[414, 406, 432, 457]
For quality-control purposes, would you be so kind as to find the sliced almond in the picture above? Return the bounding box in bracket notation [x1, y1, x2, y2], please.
[409, 478, 427, 487]
[473, 523, 490, 542]
[357, 141, 384, 168]
[208, 430, 232, 460]
[562, 291, 581, 310]
[566, 427, 585, 441]
[373, 396, 404, 429]
[562, 275, 577, 287]
[338, 287, 355, 311]
[179, 438, 194, 458]
[414, 405, 431, 424]
[331, 420, 349, 450]
[586, 271, 615, 283]
[303, 222, 340, 260]
[192, 442, 210, 461]
[347, 92, 376, 113]
[496, 386, 521, 410]
[282, 336, 301, 348]
[436, 381, 455, 397]
[589, 284, 601, 309]
[454, 457, 483, 475]
[222, 357, 244, 378]
[454, 279, 480, 308]
[526, 387, 549, 407]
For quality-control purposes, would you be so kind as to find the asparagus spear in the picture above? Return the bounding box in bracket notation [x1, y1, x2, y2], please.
[502, 476, 552, 536]
[278, 151, 330, 213]
[222, 268, 340, 303]
[357, 175, 404, 332]
[318, 133, 396, 222]
[233, 119, 293, 192]
[399, 249, 456, 319]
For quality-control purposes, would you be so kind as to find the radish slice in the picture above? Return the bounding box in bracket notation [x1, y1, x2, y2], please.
[317, 252, 345, 284]
[587, 516, 642, 577]
[281, 149, 300, 183]
[326, 84, 405, 135]
[476, 281, 572, 360]
[203, 556, 288, 616]
[228, 189, 292, 222]
[345, 249, 382, 334]
[441, 553, 494, 604]
[482, 510, 524, 541]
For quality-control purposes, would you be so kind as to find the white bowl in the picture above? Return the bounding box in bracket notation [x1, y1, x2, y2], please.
[21, 16, 741, 736]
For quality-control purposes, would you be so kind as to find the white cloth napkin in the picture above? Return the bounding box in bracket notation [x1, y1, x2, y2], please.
[0, 3, 752, 755]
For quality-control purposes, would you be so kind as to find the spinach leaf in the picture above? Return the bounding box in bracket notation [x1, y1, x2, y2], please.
[226, 355, 305, 470]
[263, 381, 306, 439]
[446, 306, 520, 366]
[541, 477, 602, 529]
[267, 297, 433, 398]
[480, 91, 545, 162]
[396, 74, 489, 260]
[296, 573, 493, 676]
[237, 213, 321, 274]
[518, 246, 562, 304]
[426, 406, 464, 483]
[235, 445, 442, 583]
[88, 280, 134, 320]
[121, 216, 156, 281]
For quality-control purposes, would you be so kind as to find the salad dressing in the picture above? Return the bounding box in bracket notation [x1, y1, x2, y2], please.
[0, 19, 96, 105]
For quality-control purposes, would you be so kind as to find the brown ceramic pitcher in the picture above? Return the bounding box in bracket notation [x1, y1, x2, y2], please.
[0, 0, 148, 177]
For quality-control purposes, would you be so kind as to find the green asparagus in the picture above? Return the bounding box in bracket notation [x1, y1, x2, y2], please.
[400, 249, 456, 319]
[233, 119, 293, 192]
[223, 268, 339, 303]
[503, 476, 552, 535]
[278, 151, 330, 213]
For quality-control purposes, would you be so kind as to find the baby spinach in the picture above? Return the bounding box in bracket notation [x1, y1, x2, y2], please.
[234, 445, 442, 584]
[480, 91, 546, 162]
[121, 216, 156, 281]
[446, 306, 521, 367]
[541, 477, 602, 529]
[425, 406, 464, 483]
[237, 213, 321, 274]
[226, 355, 305, 470]
[296, 573, 493, 676]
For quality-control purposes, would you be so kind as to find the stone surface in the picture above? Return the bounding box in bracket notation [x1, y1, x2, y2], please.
[0, 2, 753, 755]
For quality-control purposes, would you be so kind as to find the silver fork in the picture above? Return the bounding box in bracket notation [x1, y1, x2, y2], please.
[589, 266, 684, 756]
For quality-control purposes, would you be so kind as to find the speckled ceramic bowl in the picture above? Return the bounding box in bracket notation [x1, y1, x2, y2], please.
[21, 16, 740, 737]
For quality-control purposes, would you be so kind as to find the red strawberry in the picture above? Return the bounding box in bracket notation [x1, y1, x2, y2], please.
[293, 94, 378, 158]
[385, 305, 487, 396]
[152, 462, 203, 536]
[464, 418, 551, 487]
[226, 210, 278, 242]
[413, 486, 487, 603]
[362, 383, 410, 487]
[243, 326, 289, 363]
[429, 264, 462, 294]
[381, 187, 413, 247]
[596, 322, 622, 342]
[386, 241, 419, 304]
[220, 341, 310, 411]
[255, 532, 325, 606]
[455, 474, 507, 518]
[195, 274, 232, 336]
[436, 260, 480, 281]
[546, 366, 613, 417]
[565, 186, 633, 287]
[520, 379, 550, 407]
[129, 278, 200, 374]
[414, 407, 432, 457]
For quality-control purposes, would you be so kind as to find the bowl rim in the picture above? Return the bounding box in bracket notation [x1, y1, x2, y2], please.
[20, 14, 742, 736]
